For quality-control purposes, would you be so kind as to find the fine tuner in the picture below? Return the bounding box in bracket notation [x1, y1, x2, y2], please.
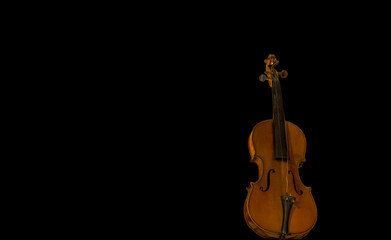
[259, 54, 288, 87]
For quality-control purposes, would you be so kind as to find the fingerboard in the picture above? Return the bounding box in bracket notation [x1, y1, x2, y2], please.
[271, 77, 288, 161]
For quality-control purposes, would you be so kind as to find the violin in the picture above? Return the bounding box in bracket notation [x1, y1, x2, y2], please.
[244, 54, 317, 239]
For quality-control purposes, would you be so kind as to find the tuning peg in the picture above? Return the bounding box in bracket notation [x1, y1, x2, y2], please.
[259, 74, 267, 82]
[279, 70, 288, 78]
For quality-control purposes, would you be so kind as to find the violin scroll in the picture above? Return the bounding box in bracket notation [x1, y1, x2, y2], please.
[259, 54, 288, 87]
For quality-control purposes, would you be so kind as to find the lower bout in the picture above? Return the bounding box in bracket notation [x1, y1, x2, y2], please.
[243, 186, 315, 239]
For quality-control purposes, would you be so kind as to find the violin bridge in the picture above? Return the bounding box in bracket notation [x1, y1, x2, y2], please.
[280, 195, 296, 238]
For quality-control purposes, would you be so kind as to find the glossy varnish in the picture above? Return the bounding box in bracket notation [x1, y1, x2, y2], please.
[243, 54, 317, 239]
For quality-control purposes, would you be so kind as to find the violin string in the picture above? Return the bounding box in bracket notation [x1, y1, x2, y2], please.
[274, 69, 289, 196]
[272, 70, 281, 195]
[285, 113, 290, 196]
[276, 69, 289, 196]
[282, 73, 290, 196]
[277, 73, 291, 195]
[273, 72, 280, 195]
[277, 73, 285, 195]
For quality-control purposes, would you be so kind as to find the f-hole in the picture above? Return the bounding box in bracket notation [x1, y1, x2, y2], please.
[288, 171, 303, 195]
[260, 169, 275, 192]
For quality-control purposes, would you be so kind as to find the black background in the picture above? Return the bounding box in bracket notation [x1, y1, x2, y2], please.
[128, 30, 389, 239]
[51, 5, 391, 239]
[10, 3, 391, 239]
[128, 16, 390, 239]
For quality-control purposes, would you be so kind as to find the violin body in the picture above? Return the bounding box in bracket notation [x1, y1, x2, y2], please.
[244, 120, 317, 239]
[244, 54, 317, 239]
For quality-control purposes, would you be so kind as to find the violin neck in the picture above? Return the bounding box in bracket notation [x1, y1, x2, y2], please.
[272, 77, 288, 160]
